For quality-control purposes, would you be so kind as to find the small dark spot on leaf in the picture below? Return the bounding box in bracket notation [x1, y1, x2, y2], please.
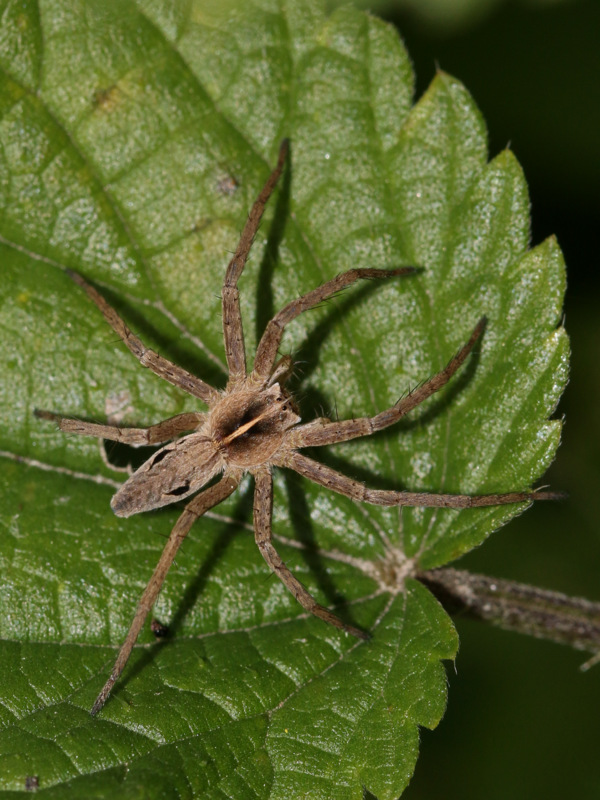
[217, 174, 239, 195]
[93, 85, 121, 112]
[151, 619, 169, 638]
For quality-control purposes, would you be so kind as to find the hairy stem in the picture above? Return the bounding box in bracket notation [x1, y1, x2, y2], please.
[419, 567, 600, 662]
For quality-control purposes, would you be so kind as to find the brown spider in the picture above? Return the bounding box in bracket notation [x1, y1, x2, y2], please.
[37, 140, 559, 714]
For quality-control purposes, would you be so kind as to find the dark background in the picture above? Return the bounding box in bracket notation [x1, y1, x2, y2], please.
[364, 1, 599, 797]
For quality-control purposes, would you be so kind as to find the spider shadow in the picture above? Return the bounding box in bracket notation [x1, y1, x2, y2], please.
[393, 341, 482, 435]
[95, 284, 227, 392]
[254, 144, 292, 347]
[166, 482, 255, 635]
[295, 334, 483, 493]
[116, 460, 367, 694]
[251, 143, 404, 377]
[282, 468, 363, 626]
[103, 441, 161, 472]
[115, 480, 255, 692]
[289, 277, 411, 390]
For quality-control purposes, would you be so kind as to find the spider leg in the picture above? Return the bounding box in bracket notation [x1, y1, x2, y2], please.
[90, 473, 239, 715]
[253, 468, 368, 639]
[222, 140, 289, 386]
[252, 266, 418, 382]
[281, 451, 564, 506]
[266, 354, 294, 386]
[35, 410, 203, 445]
[66, 270, 219, 404]
[290, 317, 486, 449]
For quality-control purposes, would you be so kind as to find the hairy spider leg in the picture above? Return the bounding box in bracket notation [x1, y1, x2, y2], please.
[91, 475, 239, 715]
[290, 317, 487, 449]
[252, 266, 419, 382]
[34, 409, 203, 446]
[282, 451, 562, 508]
[253, 468, 368, 639]
[222, 140, 290, 386]
[278, 317, 562, 506]
[65, 270, 218, 404]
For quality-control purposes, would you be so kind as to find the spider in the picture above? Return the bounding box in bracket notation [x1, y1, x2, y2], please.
[37, 140, 559, 714]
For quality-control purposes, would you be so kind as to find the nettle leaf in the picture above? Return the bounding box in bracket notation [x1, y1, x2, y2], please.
[0, 1, 567, 797]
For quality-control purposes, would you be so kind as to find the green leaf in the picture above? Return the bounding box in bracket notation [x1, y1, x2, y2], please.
[0, 1, 567, 797]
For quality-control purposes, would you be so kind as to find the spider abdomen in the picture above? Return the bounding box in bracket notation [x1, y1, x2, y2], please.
[110, 432, 222, 516]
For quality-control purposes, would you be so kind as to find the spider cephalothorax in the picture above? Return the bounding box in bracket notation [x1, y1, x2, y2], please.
[107, 380, 301, 516]
[37, 140, 559, 714]
[209, 381, 301, 467]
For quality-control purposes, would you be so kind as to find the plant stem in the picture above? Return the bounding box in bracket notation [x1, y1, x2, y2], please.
[419, 567, 600, 667]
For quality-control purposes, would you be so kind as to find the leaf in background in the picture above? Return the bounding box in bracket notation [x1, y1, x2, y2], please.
[0, 1, 567, 797]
